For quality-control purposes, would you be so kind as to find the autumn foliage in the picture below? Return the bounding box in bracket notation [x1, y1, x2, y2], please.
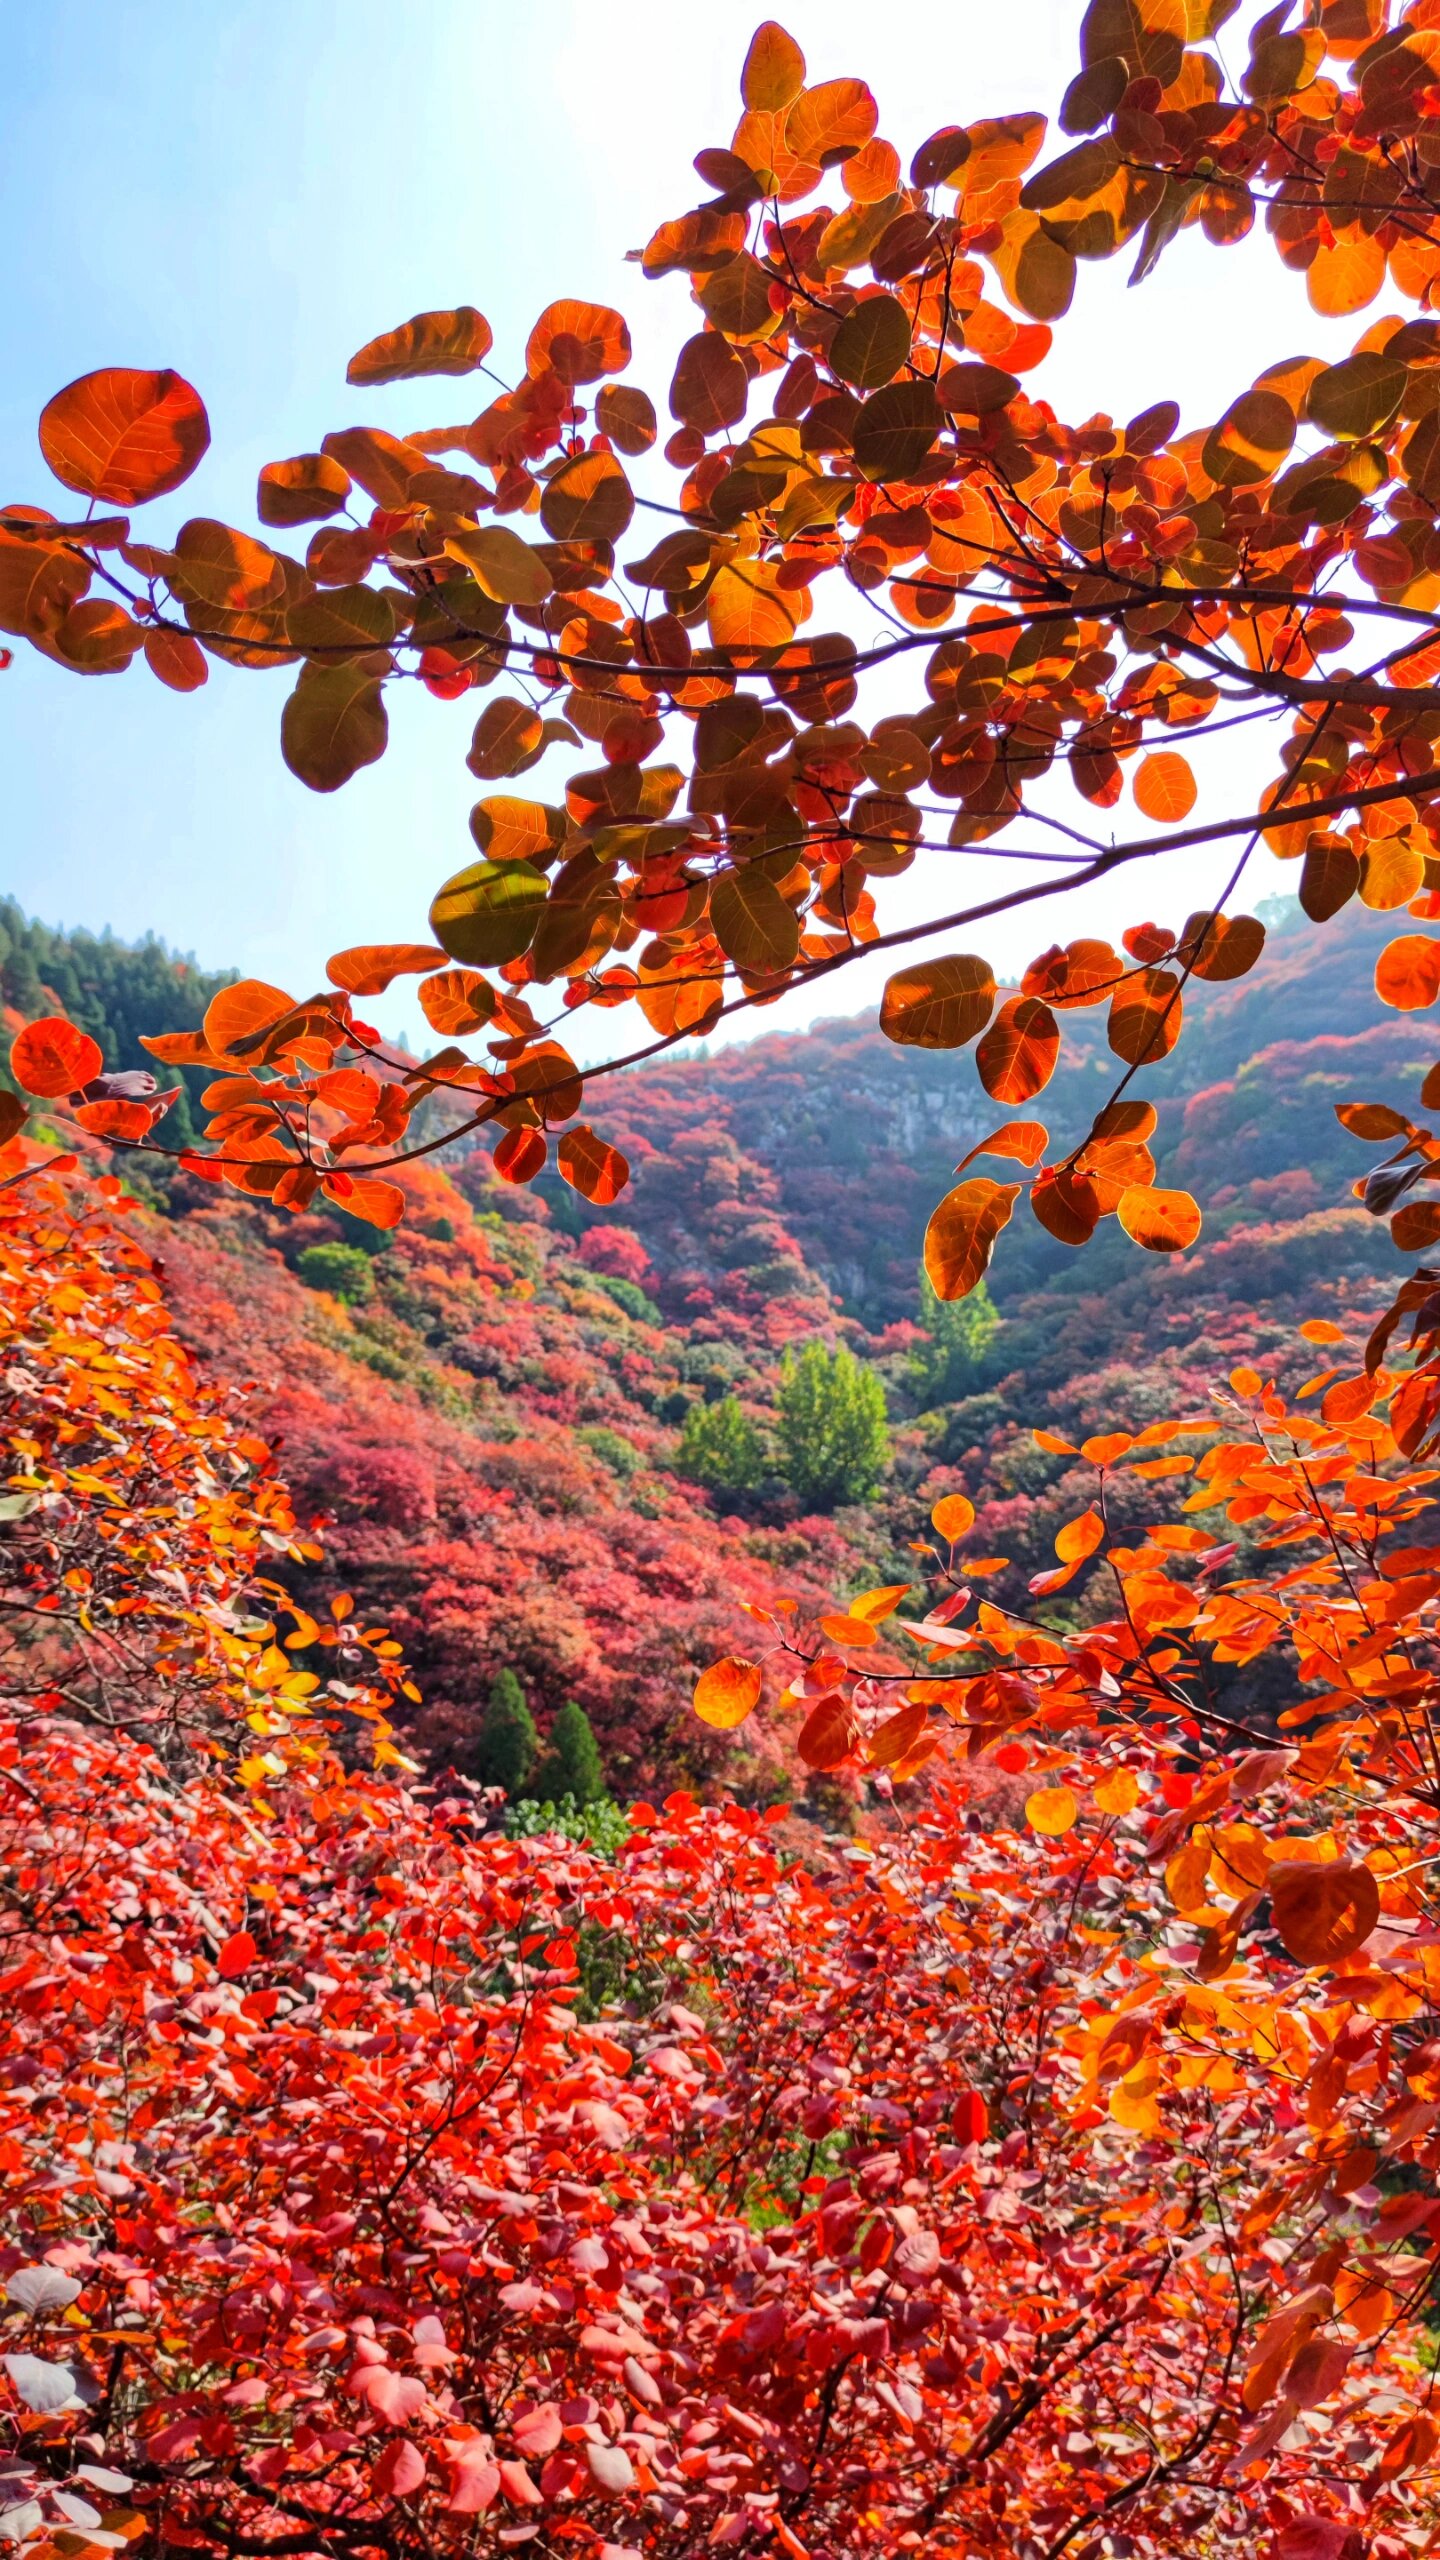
[0, 1151, 1438, 2553]
[16, 5, 1440, 1305]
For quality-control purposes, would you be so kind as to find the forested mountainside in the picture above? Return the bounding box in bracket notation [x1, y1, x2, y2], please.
[2, 894, 1427, 1787]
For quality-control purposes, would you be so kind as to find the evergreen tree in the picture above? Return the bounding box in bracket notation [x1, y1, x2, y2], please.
[471, 1668, 538, 1796]
[910, 1271, 1000, 1406]
[676, 1393, 765, 1498]
[775, 1343, 890, 1509]
[530, 1700, 606, 1806]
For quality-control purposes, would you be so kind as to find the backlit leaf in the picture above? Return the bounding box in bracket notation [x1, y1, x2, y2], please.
[347, 307, 493, 386]
[256, 452, 352, 528]
[798, 1694, 860, 1769]
[1118, 1184, 1202, 1251]
[693, 1655, 763, 1727]
[852, 380, 943, 482]
[526, 300, 631, 386]
[880, 954, 995, 1048]
[1026, 1785, 1078, 1835]
[976, 995, 1060, 1102]
[1181, 911, 1265, 981]
[710, 869, 800, 974]
[39, 367, 210, 505]
[924, 1176, 1019, 1300]
[931, 1492, 975, 1541]
[326, 945, 444, 997]
[10, 1016, 103, 1098]
[557, 1125, 630, 1204]
[1376, 934, 1440, 1010]
[742, 19, 806, 108]
[1133, 750, 1196, 822]
[281, 663, 388, 793]
[429, 860, 548, 967]
[830, 297, 913, 389]
[203, 980, 295, 1058]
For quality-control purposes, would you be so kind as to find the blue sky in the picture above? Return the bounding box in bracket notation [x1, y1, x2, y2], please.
[3, 2, 1364, 1052]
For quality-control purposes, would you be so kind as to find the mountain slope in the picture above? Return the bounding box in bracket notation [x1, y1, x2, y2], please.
[4, 895, 1427, 1787]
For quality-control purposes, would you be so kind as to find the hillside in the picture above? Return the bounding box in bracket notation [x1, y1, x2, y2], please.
[3, 895, 1428, 1788]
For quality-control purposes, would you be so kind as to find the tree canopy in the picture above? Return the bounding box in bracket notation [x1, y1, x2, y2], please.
[11, 3, 1440, 1316]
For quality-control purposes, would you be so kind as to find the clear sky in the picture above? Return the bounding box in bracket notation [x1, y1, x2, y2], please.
[2, 1, 1369, 1055]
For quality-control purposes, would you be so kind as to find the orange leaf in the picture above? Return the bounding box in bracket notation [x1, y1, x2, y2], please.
[418, 971, 496, 1037]
[1094, 1769, 1139, 1817]
[1375, 933, 1440, 1011]
[10, 1016, 102, 1098]
[1117, 1185, 1201, 1252]
[73, 1099, 152, 1142]
[742, 20, 806, 111]
[931, 1492, 975, 1542]
[1026, 1785, 1077, 1836]
[867, 1704, 930, 1767]
[557, 1125, 630, 1205]
[1056, 1508, 1104, 1565]
[347, 307, 493, 387]
[39, 367, 210, 505]
[1268, 1859, 1379, 1966]
[848, 1583, 910, 1624]
[955, 1119, 1047, 1175]
[203, 980, 296, 1060]
[1133, 750, 1197, 823]
[924, 1177, 1019, 1300]
[323, 1175, 405, 1230]
[976, 995, 1059, 1104]
[797, 1694, 860, 1770]
[526, 300, 631, 386]
[694, 1655, 763, 1728]
[327, 945, 445, 997]
[493, 1126, 546, 1185]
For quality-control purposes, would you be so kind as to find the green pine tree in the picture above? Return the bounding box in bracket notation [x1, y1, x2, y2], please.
[530, 1700, 606, 1806]
[471, 1667, 538, 1796]
[910, 1270, 1000, 1406]
[775, 1342, 890, 1509]
[676, 1393, 765, 1498]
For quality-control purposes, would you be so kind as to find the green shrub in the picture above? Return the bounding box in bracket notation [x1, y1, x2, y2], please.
[677, 1393, 766, 1498]
[297, 1242, 376, 1304]
[910, 1270, 999, 1405]
[776, 1341, 889, 1508]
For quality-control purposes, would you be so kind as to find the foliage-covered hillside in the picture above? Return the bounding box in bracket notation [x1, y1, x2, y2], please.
[3, 895, 1425, 1787]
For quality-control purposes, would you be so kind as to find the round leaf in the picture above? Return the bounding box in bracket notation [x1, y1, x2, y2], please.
[1268, 1859, 1379, 1967]
[10, 1016, 102, 1098]
[430, 860, 549, 967]
[931, 1492, 975, 1541]
[693, 1655, 763, 1728]
[39, 367, 210, 505]
[880, 954, 995, 1049]
[1026, 1785, 1078, 1836]
[830, 297, 913, 390]
[1117, 1184, 1201, 1252]
[1376, 934, 1440, 1011]
[281, 663, 388, 794]
[1133, 751, 1196, 823]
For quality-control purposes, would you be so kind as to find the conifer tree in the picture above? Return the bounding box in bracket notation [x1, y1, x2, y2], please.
[471, 1667, 538, 1797]
[531, 1700, 606, 1807]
